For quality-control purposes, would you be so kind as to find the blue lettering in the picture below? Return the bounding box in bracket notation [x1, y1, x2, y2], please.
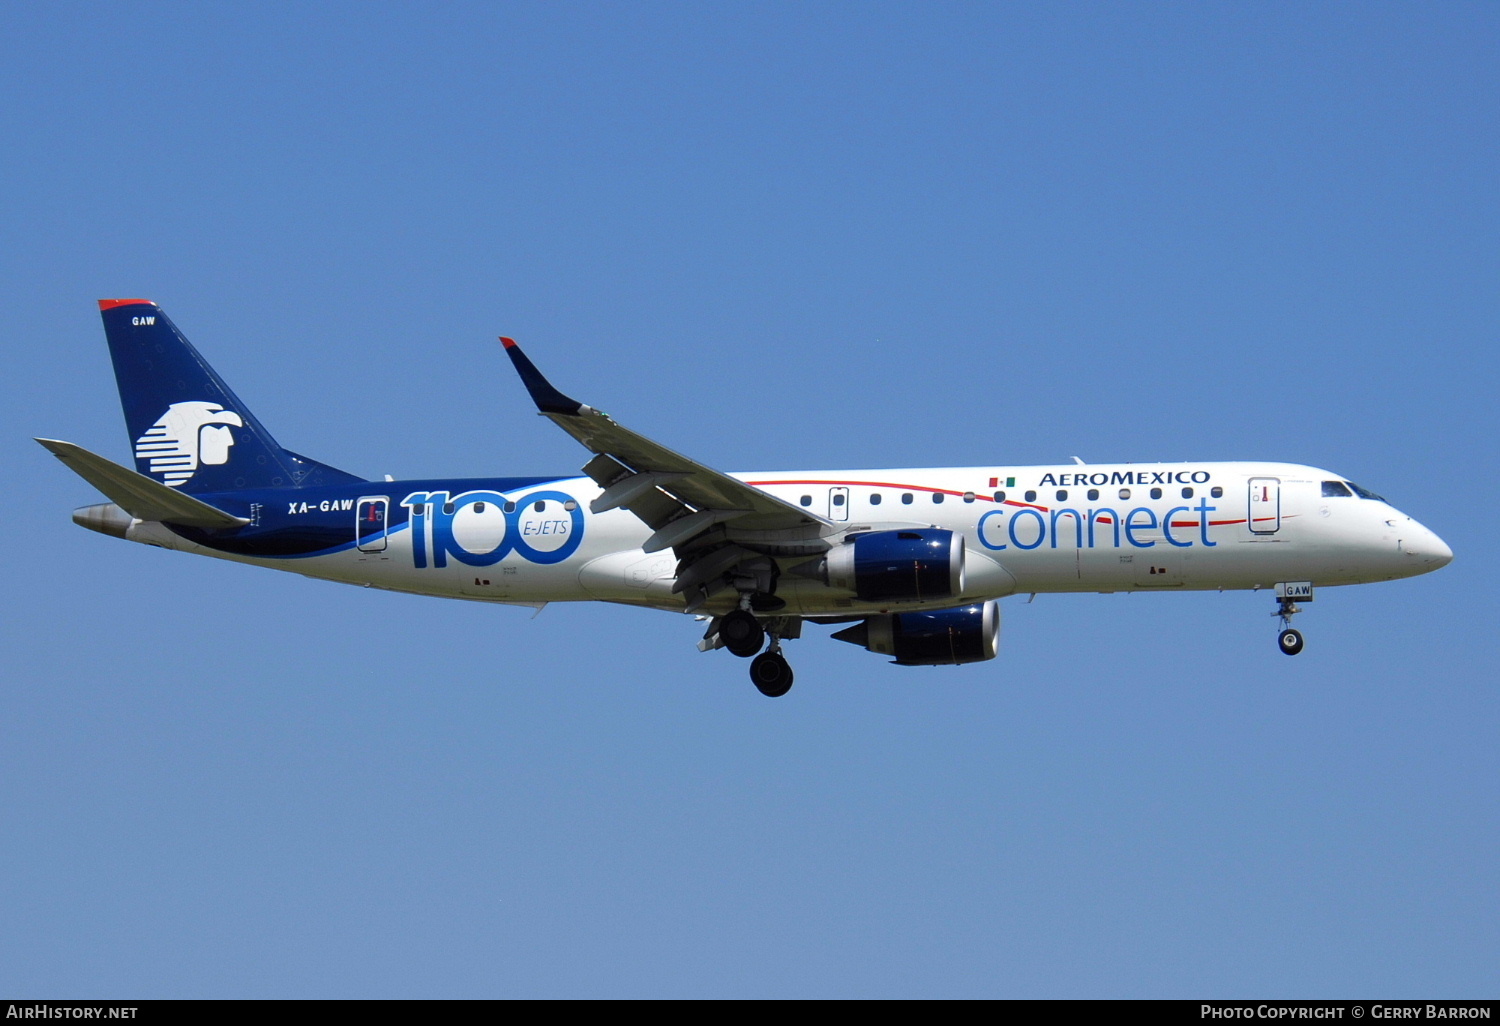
[401, 492, 435, 568]
[1008, 508, 1045, 550]
[976, 510, 1007, 550]
[1162, 506, 1193, 548]
[432, 490, 509, 567]
[1125, 507, 1158, 548]
[1195, 499, 1217, 546]
[403, 488, 586, 568]
[1050, 508, 1083, 548]
[508, 491, 586, 564]
[1088, 508, 1121, 548]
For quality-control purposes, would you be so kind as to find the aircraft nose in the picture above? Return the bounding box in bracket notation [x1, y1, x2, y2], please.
[1407, 522, 1453, 569]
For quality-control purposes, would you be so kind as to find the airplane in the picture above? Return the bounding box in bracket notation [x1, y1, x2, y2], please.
[39, 299, 1453, 697]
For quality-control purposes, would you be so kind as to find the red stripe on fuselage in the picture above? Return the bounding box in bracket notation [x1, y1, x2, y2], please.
[746, 477, 1033, 504]
[745, 478, 1271, 528]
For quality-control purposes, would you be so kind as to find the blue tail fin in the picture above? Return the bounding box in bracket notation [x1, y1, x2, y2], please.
[98, 299, 364, 493]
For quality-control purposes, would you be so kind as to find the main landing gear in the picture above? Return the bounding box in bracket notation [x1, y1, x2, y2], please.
[706, 606, 797, 697]
[718, 608, 764, 658]
[750, 645, 794, 698]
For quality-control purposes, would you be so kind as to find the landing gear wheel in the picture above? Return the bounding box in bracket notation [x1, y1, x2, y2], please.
[720, 609, 765, 658]
[1278, 628, 1305, 656]
[750, 651, 794, 697]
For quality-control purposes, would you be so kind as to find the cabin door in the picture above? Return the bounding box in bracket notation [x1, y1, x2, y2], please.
[356, 496, 389, 552]
[1247, 478, 1281, 535]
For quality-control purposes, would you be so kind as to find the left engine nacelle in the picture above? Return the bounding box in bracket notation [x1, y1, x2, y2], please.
[818, 528, 965, 602]
[831, 599, 1000, 666]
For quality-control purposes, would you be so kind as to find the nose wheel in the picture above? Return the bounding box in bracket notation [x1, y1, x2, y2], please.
[1277, 627, 1305, 656]
[1273, 591, 1307, 656]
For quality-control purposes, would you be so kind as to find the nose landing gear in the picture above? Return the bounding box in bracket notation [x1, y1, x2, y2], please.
[1277, 625, 1305, 656]
[1272, 582, 1312, 655]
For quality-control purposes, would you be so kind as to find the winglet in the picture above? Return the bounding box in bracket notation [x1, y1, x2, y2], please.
[500, 337, 585, 415]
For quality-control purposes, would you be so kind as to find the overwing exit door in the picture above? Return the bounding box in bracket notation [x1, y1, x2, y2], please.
[828, 486, 850, 521]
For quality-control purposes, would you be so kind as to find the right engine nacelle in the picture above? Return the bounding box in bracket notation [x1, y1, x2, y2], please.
[822, 528, 965, 602]
[831, 599, 1000, 666]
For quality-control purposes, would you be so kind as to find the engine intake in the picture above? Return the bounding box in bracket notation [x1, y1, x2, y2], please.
[831, 600, 1000, 665]
[819, 528, 965, 602]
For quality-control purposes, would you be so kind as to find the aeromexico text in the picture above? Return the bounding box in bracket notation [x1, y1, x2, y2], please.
[1037, 470, 1212, 487]
[980, 467, 1223, 552]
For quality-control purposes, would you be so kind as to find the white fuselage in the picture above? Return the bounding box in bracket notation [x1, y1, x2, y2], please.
[124, 461, 1453, 616]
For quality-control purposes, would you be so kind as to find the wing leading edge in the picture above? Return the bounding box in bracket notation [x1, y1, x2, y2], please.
[501, 338, 825, 541]
[501, 337, 831, 610]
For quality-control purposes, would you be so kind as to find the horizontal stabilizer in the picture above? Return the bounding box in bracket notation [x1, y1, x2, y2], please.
[36, 438, 248, 529]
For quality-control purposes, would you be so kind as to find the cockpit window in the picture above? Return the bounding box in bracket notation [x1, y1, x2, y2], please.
[1345, 481, 1388, 502]
[1321, 481, 1353, 498]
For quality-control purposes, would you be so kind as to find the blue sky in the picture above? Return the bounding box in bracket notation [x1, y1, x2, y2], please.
[2, 2, 1496, 997]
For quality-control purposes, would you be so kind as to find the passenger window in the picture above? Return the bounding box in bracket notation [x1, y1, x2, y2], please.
[563, 500, 578, 511]
[1150, 487, 1162, 499]
[442, 501, 455, 515]
[871, 493, 882, 505]
[1056, 490, 1068, 501]
[1087, 489, 1099, 501]
[800, 494, 812, 507]
[1025, 490, 1037, 502]
[1322, 481, 1353, 498]
[474, 502, 486, 513]
[962, 492, 975, 503]
[1210, 487, 1222, 498]
[902, 493, 913, 505]
[1119, 488, 1131, 500]
[1182, 487, 1193, 499]
[534, 500, 546, 512]
[833, 493, 845, 507]
[993, 491, 1006, 503]
[503, 501, 516, 513]
[932, 493, 945, 504]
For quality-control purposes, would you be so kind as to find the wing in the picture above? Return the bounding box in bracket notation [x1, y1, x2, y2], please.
[501, 338, 831, 610]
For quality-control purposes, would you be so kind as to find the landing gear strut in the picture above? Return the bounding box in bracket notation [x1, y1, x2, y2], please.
[749, 619, 796, 697]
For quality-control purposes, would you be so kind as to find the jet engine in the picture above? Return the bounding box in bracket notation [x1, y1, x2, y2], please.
[831, 600, 1000, 665]
[810, 528, 965, 602]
